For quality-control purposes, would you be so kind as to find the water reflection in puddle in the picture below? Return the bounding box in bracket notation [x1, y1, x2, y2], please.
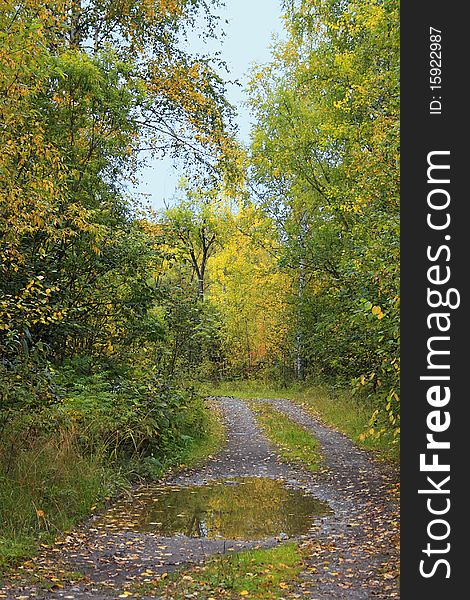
[95, 477, 332, 539]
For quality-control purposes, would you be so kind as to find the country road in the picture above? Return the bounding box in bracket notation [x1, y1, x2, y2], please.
[0, 397, 399, 599]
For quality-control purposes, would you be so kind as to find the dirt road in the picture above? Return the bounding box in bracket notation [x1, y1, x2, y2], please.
[0, 397, 399, 599]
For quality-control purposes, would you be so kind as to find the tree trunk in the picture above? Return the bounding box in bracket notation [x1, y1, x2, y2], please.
[296, 217, 307, 381]
[245, 318, 251, 374]
[197, 272, 204, 301]
[70, 0, 82, 48]
[296, 264, 306, 381]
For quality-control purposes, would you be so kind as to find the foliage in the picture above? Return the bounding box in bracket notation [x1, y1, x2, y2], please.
[158, 195, 292, 381]
[0, 0, 237, 377]
[0, 364, 222, 568]
[248, 0, 400, 435]
[160, 184, 231, 300]
[208, 204, 291, 379]
[0, 0, 237, 566]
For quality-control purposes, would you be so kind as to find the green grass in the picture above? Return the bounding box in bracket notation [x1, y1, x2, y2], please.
[0, 429, 122, 574]
[177, 398, 225, 469]
[203, 380, 399, 463]
[0, 399, 225, 574]
[130, 542, 303, 599]
[248, 401, 322, 472]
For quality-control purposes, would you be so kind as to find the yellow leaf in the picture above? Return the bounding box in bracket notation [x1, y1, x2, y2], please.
[240, 592, 249, 596]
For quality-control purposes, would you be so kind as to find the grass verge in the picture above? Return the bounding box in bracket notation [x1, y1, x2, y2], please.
[130, 542, 303, 599]
[248, 401, 322, 472]
[0, 432, 122, 574]
[176, 398, 225, 470]
[203, 380, 399, 463]
[0, 398, 225, 574]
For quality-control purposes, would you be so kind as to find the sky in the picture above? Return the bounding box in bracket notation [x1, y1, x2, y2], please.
[134, 0, 285, 211]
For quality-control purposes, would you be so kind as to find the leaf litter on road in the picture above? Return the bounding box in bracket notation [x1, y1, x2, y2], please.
[0, 397, 399, 599]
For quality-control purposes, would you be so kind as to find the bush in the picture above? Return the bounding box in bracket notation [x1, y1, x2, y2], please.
[0, 358, 215, 569]
[55, 361, 205, 465]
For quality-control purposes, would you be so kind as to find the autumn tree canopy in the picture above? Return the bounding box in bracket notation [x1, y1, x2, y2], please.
[1, 0, 399, 442]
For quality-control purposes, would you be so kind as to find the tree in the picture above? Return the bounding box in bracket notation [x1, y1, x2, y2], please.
[161, 186, 231, 301]
[248, 0, 400, 434]
[1, 0, 239, 410]
[208, 204, 291, 378]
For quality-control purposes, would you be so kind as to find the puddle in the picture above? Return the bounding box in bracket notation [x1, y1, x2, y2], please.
[95, 477, 332, 539]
